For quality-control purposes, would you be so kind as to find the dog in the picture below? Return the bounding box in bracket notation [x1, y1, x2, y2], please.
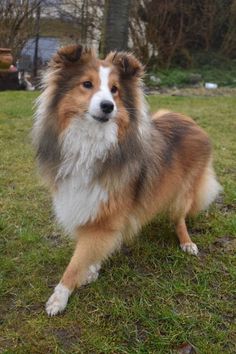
[32, 45, 221, 316]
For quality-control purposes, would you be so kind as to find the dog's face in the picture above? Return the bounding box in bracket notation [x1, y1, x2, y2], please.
[58, 59, 119, 125]
[47, 45, 144, 135]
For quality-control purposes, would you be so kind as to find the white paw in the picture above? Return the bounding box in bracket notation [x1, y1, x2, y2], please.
[81, 263, 101, 286]
[180, 242, 199, 255]
[46, 283, 71, 316]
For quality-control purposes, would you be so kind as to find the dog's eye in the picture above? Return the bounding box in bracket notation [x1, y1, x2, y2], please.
[111, 85, 118, 94]
[83, 81, 93, 89]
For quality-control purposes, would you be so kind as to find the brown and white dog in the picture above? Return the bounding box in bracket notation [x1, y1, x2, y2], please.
[32, 45, 221, 316]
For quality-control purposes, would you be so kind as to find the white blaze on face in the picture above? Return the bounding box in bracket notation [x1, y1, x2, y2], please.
[89, 66, 117, 119]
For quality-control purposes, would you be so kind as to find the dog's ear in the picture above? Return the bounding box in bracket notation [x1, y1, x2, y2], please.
[52, 45, 93, 66]
[106, 51, 144, 79]
[57, 45, 83, 63]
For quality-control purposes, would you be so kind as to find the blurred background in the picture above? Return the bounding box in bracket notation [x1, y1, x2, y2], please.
[0, 0, 236, 89]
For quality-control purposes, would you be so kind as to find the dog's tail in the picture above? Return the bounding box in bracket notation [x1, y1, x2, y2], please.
[191, 161, 222, 214]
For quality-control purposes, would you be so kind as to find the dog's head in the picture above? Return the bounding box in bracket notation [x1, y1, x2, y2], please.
[43, 45, 144, 130]
[33, 45, 145, 182]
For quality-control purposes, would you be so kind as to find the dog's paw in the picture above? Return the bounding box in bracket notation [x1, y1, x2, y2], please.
[46, 283, 71, 316]
[180, 242, 199, 255]
[81, 263, 101, 286]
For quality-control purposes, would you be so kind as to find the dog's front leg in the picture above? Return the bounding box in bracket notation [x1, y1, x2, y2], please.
[46, 226, 122, 316]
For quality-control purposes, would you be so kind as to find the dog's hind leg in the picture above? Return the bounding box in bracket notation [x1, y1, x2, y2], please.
[46, 226, 122, 316]
[175, 218, 198, 255]
[171, 193, 198, 255]
[174, 162, 221, 257]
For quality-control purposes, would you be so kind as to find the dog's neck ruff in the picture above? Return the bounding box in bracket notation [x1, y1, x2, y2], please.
[53, 115, 118, 233]
[57, 114, 118, 182]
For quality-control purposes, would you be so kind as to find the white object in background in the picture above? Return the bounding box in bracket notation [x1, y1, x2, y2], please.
[150, 75, 161, 84]
[25, 77, 35, 91]
[205, 82, 218, 89]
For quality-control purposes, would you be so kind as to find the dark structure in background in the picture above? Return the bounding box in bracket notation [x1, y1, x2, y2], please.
[102, 0, 131, 55]
[0, 72, 21, 90]
[33, 3, 41, 78]
[19, 37, 60, 72]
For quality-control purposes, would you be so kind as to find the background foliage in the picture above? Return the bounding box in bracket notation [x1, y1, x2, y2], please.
[130, 0, 236, 68]
[1, 0, 235, 69]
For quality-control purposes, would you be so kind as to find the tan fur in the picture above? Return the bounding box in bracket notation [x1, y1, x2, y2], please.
[61, 223, 122, 289]
[59, 110, 218, 293]
[57, 67, 100, 131]
[152, 109, 171, 119]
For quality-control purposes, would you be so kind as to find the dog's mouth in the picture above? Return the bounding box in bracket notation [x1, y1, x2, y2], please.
[91, 115, 109, 123]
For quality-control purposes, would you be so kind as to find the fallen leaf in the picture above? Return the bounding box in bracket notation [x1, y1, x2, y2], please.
[176, 342, 197, 354]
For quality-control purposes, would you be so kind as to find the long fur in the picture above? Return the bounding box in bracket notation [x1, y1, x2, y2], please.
[32, 45, 221, 316]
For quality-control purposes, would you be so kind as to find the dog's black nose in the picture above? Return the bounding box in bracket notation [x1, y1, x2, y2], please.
[100, 100, 114, 114]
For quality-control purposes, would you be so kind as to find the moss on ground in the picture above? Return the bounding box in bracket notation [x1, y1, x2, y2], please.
[0, 92, 235, 353]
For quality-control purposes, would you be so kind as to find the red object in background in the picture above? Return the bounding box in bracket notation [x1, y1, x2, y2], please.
[9, 65, 17, 72]
[0, 48, 13, 70]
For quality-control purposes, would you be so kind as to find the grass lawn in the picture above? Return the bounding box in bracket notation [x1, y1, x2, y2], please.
[0, 91, 235, 353]
[147, 59, 236, 88]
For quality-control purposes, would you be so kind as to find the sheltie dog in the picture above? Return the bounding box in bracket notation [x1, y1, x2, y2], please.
[32, 45, 221, 316]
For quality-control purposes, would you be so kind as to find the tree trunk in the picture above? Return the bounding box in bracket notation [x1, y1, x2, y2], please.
[33, 3, 40, 78]
[102, 0, 131, 56]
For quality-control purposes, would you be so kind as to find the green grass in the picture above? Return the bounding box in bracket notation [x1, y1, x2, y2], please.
[0, 91, 235, 353]
[147, 61, 236, 88]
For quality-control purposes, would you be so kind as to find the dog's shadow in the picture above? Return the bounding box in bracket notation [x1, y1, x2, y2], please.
[104, 214, 209, 274]
[104, 217, 178, 273]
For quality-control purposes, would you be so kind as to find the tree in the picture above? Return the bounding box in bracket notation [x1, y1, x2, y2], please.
[55, 0, 103, 46]
[0, 0, 42, 58]
[102, 0, 131, 55]
[130, 0, 236, 69]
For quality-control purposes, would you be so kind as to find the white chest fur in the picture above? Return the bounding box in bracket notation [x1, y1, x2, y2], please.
[53, 176, 108, 234]
[53, 115, 118, 234]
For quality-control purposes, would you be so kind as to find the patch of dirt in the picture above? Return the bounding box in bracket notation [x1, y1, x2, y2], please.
[0, 338, 16, 352]
[189, 226, 208, 237]
[135, 320, 149, 342]
[222, 312, 236, 323]
[148, 87, 236, 97]
[45, 232, 63, 246]
[50, 325, 81, 350]
[217, 203, 236, 215]
[199, 235, 236, 258]
[24, 303, 44, 315]
[214, 195, 236, 215]
[212, 236, 236, 253]
[224, 167, 236, 175]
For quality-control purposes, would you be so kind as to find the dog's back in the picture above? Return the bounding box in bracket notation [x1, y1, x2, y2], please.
[128, 109, 220, 256]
